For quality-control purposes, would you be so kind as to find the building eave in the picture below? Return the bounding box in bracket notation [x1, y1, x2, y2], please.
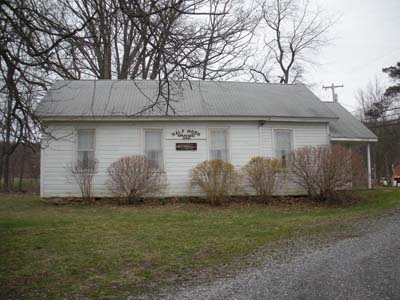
[39, 115, 336, 123]
[330, 137, 378, 143]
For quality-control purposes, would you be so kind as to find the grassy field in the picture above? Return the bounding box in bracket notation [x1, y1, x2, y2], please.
[1, 189, 400, 300]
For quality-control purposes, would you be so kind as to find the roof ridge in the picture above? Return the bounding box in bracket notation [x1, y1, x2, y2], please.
[54, 79, 300, 86]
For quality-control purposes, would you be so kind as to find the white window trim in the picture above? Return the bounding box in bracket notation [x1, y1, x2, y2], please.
[272, 128, 294, 160]
[74, 128, 96, 164]
[142, 128, 165, 171]
[207, 127, 231, 162]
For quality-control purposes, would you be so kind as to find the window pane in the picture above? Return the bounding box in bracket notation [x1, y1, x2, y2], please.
[275, 131, 292, 160]
[77, 130, 95, 169]
[144, 130, 163, 169]
[78, 130, 94, 150]
[210, 149, 228, 162]
[145, 130, 162, 151]
[78, 151, 94, 168]
[78, 151, 94, 162]
[210, 129, 228, 161]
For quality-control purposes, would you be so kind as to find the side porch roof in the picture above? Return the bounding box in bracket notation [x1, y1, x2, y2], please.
[325, 102, 377, 142]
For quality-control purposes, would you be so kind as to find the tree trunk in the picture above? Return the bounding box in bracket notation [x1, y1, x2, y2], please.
[2, 91, 13, 192]
[0, 142, 3, 189]
[18, 145, 26, 191]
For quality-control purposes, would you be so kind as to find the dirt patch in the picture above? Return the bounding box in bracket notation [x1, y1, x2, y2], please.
[41, 189, 366, 208]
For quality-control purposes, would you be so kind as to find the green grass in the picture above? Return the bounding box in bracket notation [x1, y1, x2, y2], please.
[1, 189, 400, 299]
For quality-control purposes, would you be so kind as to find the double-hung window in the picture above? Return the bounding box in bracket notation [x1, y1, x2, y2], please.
[77, 129, 95, 168]
[209, 128, 229, 162]
[274, 130, 293, 164]
[144, 129, 163, 169]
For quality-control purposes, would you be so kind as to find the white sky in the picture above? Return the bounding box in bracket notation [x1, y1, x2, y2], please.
[304, 0, 400, 113]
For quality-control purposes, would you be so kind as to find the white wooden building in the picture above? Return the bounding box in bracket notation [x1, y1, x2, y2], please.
[37, 80, 377, 198]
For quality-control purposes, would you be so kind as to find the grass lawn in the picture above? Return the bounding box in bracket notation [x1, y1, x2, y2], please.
[1, 189, 400, 300]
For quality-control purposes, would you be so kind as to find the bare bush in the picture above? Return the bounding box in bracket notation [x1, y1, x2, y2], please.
[242, 157, 286, 200]
[191, 160, 240, 205]
[288, 145, 366, 203]
[107, 156, 166, 203]
[66, 159, 98, 202]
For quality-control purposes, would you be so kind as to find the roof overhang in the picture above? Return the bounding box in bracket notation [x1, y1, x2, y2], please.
[330, 137, 378, 143]
[39, 115, 336, 123]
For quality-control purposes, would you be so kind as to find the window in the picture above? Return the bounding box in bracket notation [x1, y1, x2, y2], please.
[77, 129, 95, 167]
[274, 130, 293, 163]
[144, 129, 163, 169]
[209, 128, 229, 162]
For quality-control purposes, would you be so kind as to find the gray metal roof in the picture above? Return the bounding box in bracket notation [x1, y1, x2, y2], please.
[325, 102, 377, 141]
[37, 80, 338, 119]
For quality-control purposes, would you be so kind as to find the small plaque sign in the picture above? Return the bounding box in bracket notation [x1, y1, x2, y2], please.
[176, 143, 197, 151]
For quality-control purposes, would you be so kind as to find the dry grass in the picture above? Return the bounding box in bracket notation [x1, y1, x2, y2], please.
[1, 188, 399, 300]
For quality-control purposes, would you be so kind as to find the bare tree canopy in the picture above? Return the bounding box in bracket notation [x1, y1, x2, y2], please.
[356, 78, 389, 125]
[0, 0, 94, 191]
[188, 0, 257, 80]
[250, 0, 333, 84]
[357, 64, 400, 127]
[0, 0, 336, 193]
[50, 0, 256, 82]
[0, 0, 259, 191]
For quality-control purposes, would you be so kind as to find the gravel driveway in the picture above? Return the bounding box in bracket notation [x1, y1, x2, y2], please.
[149, 211, 400, 300]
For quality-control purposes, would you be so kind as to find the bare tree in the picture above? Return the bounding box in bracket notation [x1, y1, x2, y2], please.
[0, 0, 259, 192]
[251, 0, 333, 84]
[188, 0, 257, 80]
[356, 78, 389, 124]
[55, 0, 145, 80]
[115, 0, 258, 113]
[0, 0, 94, 191]
[107, 156, 166, 203]
[357, 80, 400, 127]
[66, 159, 98, 202]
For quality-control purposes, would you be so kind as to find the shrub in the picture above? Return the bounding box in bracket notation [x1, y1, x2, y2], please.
[191, 160, 240, 205]
[288, 145, 366, 203]
[107, 155, 166, 203]
[66, 159, 98, 202]
[242, 157, 285, 200]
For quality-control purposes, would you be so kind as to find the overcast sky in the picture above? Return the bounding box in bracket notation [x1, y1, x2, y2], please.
[305, 0, 400, 113]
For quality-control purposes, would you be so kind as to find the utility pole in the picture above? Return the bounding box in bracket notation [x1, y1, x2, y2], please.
[323, 83, 344, 102]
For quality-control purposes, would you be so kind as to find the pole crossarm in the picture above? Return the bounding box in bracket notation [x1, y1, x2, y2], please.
[323, 83, 344, 102]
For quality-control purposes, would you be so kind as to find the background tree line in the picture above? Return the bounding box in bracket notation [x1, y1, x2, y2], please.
[357, 62, 400, 181]
[0, 0, 333, 192]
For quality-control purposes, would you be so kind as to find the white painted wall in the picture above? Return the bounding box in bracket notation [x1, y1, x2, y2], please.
[41, 121, 330, 197]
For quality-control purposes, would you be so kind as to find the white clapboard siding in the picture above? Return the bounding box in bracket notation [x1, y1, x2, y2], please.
[41, 121, 329, 197]
[260, 123, 329, 194]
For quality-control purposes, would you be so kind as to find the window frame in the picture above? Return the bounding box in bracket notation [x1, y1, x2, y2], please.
[208, 127, 231, 162]
[72, 127, 97, 172]
[272, 128, 294, 161]
[75, 128, 96, 165]
[142, 128, 165, 171]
